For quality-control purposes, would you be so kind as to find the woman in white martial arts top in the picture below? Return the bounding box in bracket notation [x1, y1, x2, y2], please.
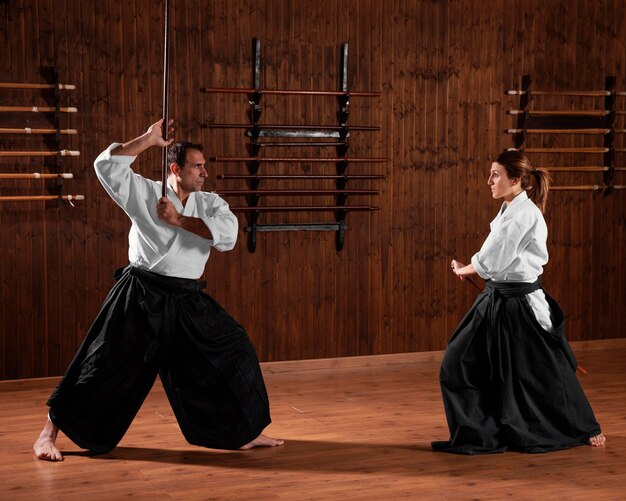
[34, 119, 283, 461]
[432, 150, 605, 454]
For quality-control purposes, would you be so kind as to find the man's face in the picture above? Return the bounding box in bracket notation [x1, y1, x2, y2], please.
[176, 148, 207, 193]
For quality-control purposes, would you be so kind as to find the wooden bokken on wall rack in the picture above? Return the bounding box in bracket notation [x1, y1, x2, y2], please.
[0, 71, 83, 205]
[201, 39, 385, 252]
[506, 75, 626, 193]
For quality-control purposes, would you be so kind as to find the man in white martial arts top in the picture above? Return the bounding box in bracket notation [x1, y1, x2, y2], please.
[34, 119, 283, 461]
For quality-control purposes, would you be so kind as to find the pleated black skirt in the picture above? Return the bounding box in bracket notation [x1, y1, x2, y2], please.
[48, 265, 271, 453]
[432, 280, 601, 454]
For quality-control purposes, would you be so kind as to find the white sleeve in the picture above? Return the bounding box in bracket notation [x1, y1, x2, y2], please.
[93, 143, 157, 213]
[198, 195, 239, 251]
[471, 212, 535, 280]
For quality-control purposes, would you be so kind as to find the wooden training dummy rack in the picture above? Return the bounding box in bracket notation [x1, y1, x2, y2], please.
[201, 39, 384, 251]
[0, 69, 83, 206]
[505, 75, 625, 193]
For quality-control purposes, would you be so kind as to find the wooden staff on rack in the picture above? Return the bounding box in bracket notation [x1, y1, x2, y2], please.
[0, 82, 75, 90]
[0, 173, 73, 179]
[508, 109, 609, 116]
[218, 189, 378, 196]
[551, 185, 603, 191]
[210, 156, 387, 162]
[0, 194, 84, 202]
[160, 0, 170, 198]
[0, 150, 79, 157]
[0, 106, 78, 113]
[201, 87, 380, 97]
[218, 174, 385, 180]
[0, 128, 78, 135]
[511, 147, 609, 154]
[539, 166, 608, 172]
[230, 205, 379, 212]
[201, 123, 380, 131]
[506, 90, 611, 97]
[256, 142, 347, 147]
[506, 128, 610, 134]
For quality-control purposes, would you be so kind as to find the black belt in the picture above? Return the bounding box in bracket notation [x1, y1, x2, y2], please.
[484, 279, 541, 298]
[114, 264, 207, 294]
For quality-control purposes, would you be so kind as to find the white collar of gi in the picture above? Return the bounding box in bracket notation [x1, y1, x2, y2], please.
[165, 182, 196, 215]
[500, 189, 528, 215]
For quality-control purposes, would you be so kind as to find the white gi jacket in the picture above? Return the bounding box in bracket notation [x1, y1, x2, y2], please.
[471, 191, 554, 331]
[94, 143, 238, 279]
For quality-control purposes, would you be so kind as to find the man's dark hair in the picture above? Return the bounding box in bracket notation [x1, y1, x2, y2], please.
[167, 141, 204, 169]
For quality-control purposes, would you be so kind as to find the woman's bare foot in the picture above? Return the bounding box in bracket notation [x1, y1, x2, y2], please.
[240, 434, 284, 450]
[34, 417, 63, 461]
[588, 433, 606, 447]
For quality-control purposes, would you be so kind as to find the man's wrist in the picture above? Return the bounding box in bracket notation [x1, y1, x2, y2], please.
[142, 131, 160, 148]
[172, 213, 184, 227]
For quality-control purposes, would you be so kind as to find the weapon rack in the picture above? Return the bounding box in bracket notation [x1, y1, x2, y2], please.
[0, 68, 83, 205]
[201, 39, 384, 252]
[506, 75, 625, 193]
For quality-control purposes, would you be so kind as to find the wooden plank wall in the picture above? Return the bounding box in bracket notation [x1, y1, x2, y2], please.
[0, 0, 624, 380]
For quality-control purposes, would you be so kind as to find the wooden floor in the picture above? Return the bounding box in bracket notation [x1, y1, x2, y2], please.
[1, 340, 625, 501]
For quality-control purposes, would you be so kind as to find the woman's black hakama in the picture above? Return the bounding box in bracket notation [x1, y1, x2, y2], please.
[432, 280, 601, 454]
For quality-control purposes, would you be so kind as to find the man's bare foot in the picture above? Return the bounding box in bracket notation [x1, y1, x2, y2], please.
[240, 434, 284, 450]
[34, 417, 63, 461]
[588, 433, 606, 447]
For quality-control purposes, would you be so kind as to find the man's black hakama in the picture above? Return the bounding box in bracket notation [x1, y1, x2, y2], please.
[47, 265, 271, 453]
[432, 280, 601, 454]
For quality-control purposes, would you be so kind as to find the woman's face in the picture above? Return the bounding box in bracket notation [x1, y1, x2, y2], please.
[488, 162, 521, 202]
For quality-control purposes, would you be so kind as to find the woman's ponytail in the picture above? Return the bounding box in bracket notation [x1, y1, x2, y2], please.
[527, 167, 550, 213]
